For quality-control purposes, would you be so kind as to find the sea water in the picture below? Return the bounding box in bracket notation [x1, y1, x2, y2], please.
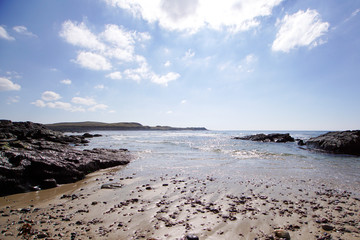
[76, 130, 360, 195]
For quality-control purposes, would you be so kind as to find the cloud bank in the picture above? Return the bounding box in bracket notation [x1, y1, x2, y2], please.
[103, 0, 283, 33]
[60, 20, 179, 86]
[32, 91, 109, 112]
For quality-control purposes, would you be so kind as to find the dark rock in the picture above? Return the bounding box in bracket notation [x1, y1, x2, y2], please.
[186, 234, 199, 240]
[305, 130, 360, 155]
[274, 229, 290, 240]
[20, 208, 31, 213]
[37, 232, 48, 238]
[297, 139, 305, 146]
[322, 224, 334, 231]
[82, 133, 94, 138]
[0, 120, 132, 196]
[82, 133, 102, 138]
[234, 133, 295, 143]
[40, 178, 57, 189]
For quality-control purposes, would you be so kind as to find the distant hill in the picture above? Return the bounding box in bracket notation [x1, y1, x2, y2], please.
[46, 121, 207, 132]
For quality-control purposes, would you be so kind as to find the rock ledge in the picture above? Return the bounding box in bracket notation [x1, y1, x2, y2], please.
[305, 130, 360, 155]
[0, 120, 132, 196]
[233, 133, 295, 143]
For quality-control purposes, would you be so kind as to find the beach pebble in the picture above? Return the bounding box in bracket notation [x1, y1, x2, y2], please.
[186, 234, 199, 240]
[20, 208, 31, 213]
[334, 206, 342, 211]
[4, 232, 14, 236]
[322, 224, 334, 231]
[37, 232, 48, 238]
[274, 229, 290, 240]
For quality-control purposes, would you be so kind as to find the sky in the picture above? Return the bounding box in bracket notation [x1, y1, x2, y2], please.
[0, 0, 359, 130]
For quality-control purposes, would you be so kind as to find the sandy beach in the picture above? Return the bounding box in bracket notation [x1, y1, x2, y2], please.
[1, 164, 359, 240]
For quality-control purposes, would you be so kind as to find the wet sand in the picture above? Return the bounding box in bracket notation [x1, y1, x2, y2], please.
[1, 166, 359, 240]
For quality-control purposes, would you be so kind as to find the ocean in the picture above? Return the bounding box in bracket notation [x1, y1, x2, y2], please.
[77, 130, 360, 196]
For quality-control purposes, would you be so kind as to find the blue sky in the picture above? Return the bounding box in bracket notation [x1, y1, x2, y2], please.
[0, 0, 359, 130]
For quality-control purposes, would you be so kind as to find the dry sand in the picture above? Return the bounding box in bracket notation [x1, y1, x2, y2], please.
[1, 165, 359, 240]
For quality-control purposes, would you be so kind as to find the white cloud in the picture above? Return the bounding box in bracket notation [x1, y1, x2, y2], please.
[47, 101, 86, 112]
[7, 96, 20, 104]
[181, 99, 187, 104]
[106, 71, 122, 80]
[102, 24, 134, 48]
[71, 97, 97, 106]
[272, 9, 330, 52]
[0, 26, 15, 41]
[0, 77, 21, 91]
[183, 49, 195, 60]
[33, 93, 108, 112]
[94, 84, 105, 89]
[101, 24, 135, 62]
[164, 60, 171, 67]
[344, 8, 360, 22]
[60, 20, 151, 65]
[102, 24, 150, 62]
[60, 20, 179, 86]
[103, 0, 283, 33]
[74, 51, 112, 70]
[238, 54, 258, 72]
[88, 104, 109, 112]
[41, 91, 61, 101]
[60, 20, 105, 51]
[31, 99, 46, 107]
[32, 99, 85, 112]
[166, 110, 173, 114]
[151, 72, 180, 86]
[13, 26, 37, 37]
[60, 79, 72, 85]
[123, 61, 152, 82]
[123, 59, 180, 86]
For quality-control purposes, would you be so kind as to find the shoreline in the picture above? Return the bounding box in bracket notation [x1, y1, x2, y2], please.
[1, 166, 359, 239]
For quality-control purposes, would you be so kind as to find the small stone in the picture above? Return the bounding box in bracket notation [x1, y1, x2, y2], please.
[274, 229, 290, 240]
[186, 234, 199, 240]
[4, 232, 14, 236]
[37, 232, 48, 238]
[40, 178, 57, 189]
[322, 224, 334, 231]
[334, 206, 342, 211]
[20, 208, 31, 213]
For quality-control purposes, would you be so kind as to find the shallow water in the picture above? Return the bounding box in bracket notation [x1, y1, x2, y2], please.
[76, 130, 360, 195]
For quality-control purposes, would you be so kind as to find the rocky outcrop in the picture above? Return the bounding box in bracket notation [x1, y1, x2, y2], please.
[233, 133, 295, 143]
[0, 120, 132, 196]
[305, 130, 360, 155]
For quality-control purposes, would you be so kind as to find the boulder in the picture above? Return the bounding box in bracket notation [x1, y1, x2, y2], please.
[305, 130, 360, 155]
[0, 120, 132, 196]
[233, 133, 295, 143]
